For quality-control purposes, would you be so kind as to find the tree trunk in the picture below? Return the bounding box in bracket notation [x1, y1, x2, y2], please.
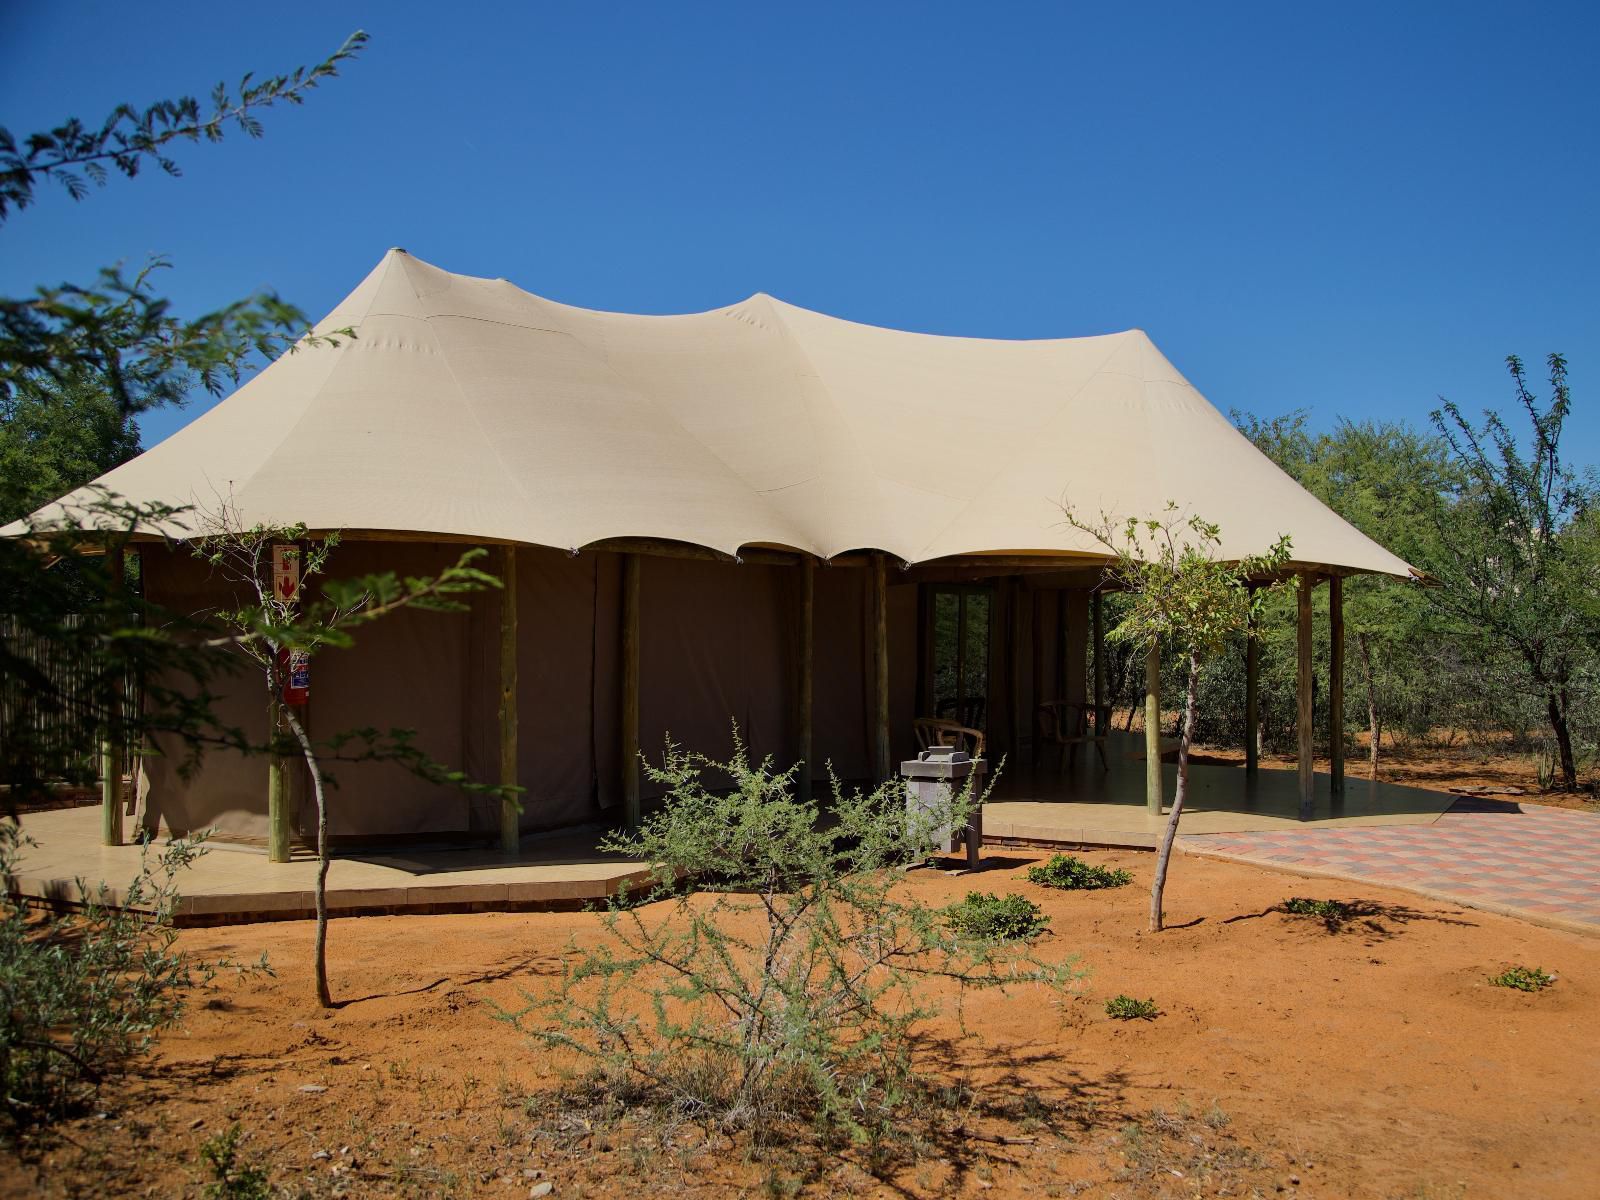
[1356, 632, 1380, 780]
[1547, 689, 1579, 792]
[1149, 647, 1199, 933]
[282, 704, 333, 1008]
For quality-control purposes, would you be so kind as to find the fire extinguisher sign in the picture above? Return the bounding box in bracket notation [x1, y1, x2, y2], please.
[279, 647, 311, 706]
[272, 544, 301, 602]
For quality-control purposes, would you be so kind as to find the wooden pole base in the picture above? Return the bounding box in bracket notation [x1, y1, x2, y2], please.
[499, 545, 520, 854]
[1145, 642, 1163, 814]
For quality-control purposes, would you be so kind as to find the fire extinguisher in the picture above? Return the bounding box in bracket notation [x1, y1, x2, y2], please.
[278, 647, 311, 706]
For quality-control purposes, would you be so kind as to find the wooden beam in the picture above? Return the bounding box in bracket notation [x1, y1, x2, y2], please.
[1297, 571, 1316, 820]
[100, 548, 124, 847]
[1030, 592, 1045, 765]
[870, 552, 891, 781]
[1145, 641, 1162, 813]
[584, 537, 805, 567]
[798, 558, 814, 803]
[621, 552, 642, 827]
[1092, 590, 1106, 738]
[1006, 577, 1022, 762]
[1329, 573, 1345, 796]
[498, 544, 520, 854]
[1244, 602, 1260, 775]
[268, 692, 291, 862]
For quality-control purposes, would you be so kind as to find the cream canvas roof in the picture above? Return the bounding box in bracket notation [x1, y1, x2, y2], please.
[21, 249, 1416, 577]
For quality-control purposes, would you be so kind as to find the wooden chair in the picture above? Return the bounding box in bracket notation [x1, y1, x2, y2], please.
[913, 716, 986, 759]
[1037, 700, 1111, 770]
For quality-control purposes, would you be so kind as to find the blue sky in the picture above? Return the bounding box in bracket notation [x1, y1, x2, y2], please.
[3, 2, 1596, 460]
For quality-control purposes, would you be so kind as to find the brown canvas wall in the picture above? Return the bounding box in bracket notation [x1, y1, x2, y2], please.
[810, 564, 871, 783]
[887, 580, 918, 770]
[134, 540, 920, 844]
[635, 555, 795, 797]
[139, 542, 486, 839]
[138, 549, 272, 839]
[461, 545, 604, 835]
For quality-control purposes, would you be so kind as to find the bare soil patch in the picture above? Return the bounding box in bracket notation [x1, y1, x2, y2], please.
[5, 847, 1596, 1199]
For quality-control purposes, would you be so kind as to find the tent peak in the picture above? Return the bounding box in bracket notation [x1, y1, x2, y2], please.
[372, 251, 1164, 347]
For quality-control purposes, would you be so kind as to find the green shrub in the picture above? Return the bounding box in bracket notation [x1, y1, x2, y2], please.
[1026, 854, 1132, 890]
[200, 1122, 271, 1200]
[1281, 897, 1354, 921]
[1105, 994, 1160, 1021]
[497, 734, 1080, 1149]
[941, 892, 1051, 941]
[1489, 965, 1556, 992]
[0, 823, 261, 1135]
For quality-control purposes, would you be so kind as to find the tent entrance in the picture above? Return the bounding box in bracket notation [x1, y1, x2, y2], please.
[922, 584, 994, 733]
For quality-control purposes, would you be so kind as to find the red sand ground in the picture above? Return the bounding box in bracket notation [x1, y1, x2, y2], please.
[5, 843, 1596, 1199]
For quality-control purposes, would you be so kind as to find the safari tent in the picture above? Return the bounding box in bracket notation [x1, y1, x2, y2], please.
[23, 249, 1416, 852]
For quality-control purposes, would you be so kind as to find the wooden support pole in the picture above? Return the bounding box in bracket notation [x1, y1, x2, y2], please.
[871, 552, 891, 781]
[1145, 641, 1163, 814]
[1092, 590, 1106, 738]
[267, 691, 291, 862]
[1244, 601, 1259, 775]
[1297, 571, 1316, 820]
[100, 548, 125, 847]
[498, 544, 520, 854]
[798, 558, 814, 803]
[1329, 573, 1345, 796]
[621, 552, 642, 828]
[1030, 591, 1045, 765]
[1006, 577, 1022, 763]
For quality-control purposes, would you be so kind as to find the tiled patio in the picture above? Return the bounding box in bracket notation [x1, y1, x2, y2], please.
[1182, 797, 1600, 932]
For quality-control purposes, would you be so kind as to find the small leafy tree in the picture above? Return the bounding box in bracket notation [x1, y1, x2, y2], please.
[0, 369, 139, 526]
[1067, 505, 1290, 931]
[1, 32, 368, 415]
[2, 494, 236, 810]
[3, 32, 369, 813]
[191, 505, 512, 1007]
[1233, 411, 1458, 774]
[498, 735, 1079, 1147]
[1428, 354, 1597, 791]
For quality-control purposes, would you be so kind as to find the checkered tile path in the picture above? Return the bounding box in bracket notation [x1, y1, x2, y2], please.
[1181, 798, 1600, 929]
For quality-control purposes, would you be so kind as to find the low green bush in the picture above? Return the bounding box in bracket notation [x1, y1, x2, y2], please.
[1489, 965, 1556, 992]
[1105, 994, 1160, 1021]
[941, 892, 1051, 942]
[200, 1123, 271, 1200]
[1281, 897, 1354, 921]
[1026, 854, 1132, 891]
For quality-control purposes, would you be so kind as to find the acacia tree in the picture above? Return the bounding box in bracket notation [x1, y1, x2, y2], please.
[1428, 354, 1596, 791]
[191, 508, 514, 1007]
[1233, 411, 1459, 774]
[2, 31, 369, 811]
[1068, 505, 1290, 931]
[0, 32, 369, 413]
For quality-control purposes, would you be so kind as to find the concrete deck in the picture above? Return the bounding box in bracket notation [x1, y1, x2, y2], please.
[4, 807, 651, 924]
[982, 733, 1455, 849]
[6, 732, 1463, 924]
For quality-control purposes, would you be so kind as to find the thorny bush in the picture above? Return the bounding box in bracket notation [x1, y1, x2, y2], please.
[496, 733, 1081, 1149]
[0, 822, 264, 1133]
